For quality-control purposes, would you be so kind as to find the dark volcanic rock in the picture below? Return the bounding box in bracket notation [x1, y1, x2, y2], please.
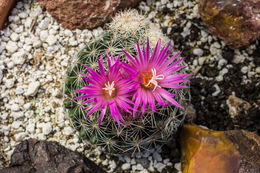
[199, 0, 260, 49]
[36, 0, 141, 30]
[0, 138, 105, 173]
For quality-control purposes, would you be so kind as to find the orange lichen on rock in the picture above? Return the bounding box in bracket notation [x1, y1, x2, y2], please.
[181, 125, 260, 173]
[181, 125, 240, 173]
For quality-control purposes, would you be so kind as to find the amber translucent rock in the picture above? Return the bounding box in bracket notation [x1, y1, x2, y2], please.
[199, 0, 260, 49]
[181, 125, 260, 173]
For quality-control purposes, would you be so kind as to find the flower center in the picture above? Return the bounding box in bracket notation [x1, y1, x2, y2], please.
[103, 81, 116, 98]
[140, 68, 164, 91]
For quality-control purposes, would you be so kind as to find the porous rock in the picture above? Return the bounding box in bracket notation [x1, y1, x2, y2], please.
[35, 0, 141, 30]
[199, 0, 260, 49]
[0, 138, 105, 173]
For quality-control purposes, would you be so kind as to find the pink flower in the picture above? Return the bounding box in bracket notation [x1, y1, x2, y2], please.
[71, 54, 136, 126]
[122, 39, 191, 118]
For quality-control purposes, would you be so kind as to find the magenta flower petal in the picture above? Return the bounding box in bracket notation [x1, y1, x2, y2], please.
[123, 39, 190, 117]
[71, 53, 137, 126]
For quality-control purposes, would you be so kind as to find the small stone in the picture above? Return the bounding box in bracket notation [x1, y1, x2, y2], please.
[11, 104, 20, 112]
[226, 95, 251, 118]
[15, 86, 24, 95]
[256, 67, 260, 73]
[24, 81, 41, 96]
[26, 123, 35, 134]
[12, 121, 22, 129]
[23, 103, 32, 110]
[216, 75, 223, 82]
[63, 126, 74, 136]
[174, 163, 181, 171]
[10, 32, 19, 41]
[12, 51, 26, 65]
[136, 163, 144, 170]
[33, 38, 42, 48]
[153, 151, 162, 162]
[232, 55, 245, 64]
[40, 30, 49, 41]
[121, 163, 131, 170]
[193, 48, 204, 56]
[18, 12, 28, 19]
[155, 162, 166, 172]
[124, 155, 131, 163]
[198, 57, 206, 65]
[5, 79, 15, 88]
[241, 66, 248, 74]
[6, 41, 18, 53]
[42, 122, 52, 135]
[12, 112, 24, 120]
[39, 18, 51, 30]
[46, 35, 57, 46]
[14, 132, 26, 141]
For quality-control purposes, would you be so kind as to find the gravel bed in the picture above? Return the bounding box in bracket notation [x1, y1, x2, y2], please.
[0, 0, 259, 173]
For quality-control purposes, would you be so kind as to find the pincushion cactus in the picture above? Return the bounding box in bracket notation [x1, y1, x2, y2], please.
[64, 10, 190, 154]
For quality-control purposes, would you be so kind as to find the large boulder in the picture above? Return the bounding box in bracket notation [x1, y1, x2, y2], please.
[181, 125, 260, 173]
[199, 0, 260, 49]
[36, 0, 141, 30]
[0, 138, 105, 173]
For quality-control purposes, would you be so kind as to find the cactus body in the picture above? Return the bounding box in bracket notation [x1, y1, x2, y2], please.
[64, 10, 190, 154]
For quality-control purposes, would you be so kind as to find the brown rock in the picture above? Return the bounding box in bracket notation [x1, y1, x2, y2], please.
[0, 0, 16, 30]
[0, 138, 105, 173]
[35, 0, 141, 30]
[199, 0, 260, 49]
[181, 125, 260, 173]
[226, 95, 251, 119]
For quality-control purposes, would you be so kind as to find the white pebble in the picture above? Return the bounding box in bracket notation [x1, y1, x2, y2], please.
[39, 18, 51, 30]
[136, 164, 144, 170]
[46, 35, 57, 46]
[121, 163, 131, 170]
[10, 32, 19, 41]
[241, 66, 248, 74]
[256, 67, 260, 73]
[12, 121, 22, 129]
[40, 30, 49, 41]
[6, 41, 18, 53]
[12, 51, 26, 65]
[12, 112, 24, 120]
[63, 126, 74, 136]
[212, 84, 221, 96]
[5, 79, 15, 88]
[14, 132, 26, 141]
[24, 81, 41, 96]
[26, 123, 35, 133]
[174, 162, 181, 171]
[42, 122, 52, 135]
[155, 162, 166, 172]
[23, 103, 32, 110]
[11, 104, 20, 112]
[193, 48, 204, 56]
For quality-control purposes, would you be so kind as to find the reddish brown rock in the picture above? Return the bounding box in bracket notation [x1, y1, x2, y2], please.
[0, 138, 105, 173]
[36, 0, 141, 30]
[0, 0, 16, 30]
[199, 0, 260, 49]
[181, 125, 260, 173]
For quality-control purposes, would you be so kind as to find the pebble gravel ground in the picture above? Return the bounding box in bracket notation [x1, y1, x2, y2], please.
[0, 0, 259, 173]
